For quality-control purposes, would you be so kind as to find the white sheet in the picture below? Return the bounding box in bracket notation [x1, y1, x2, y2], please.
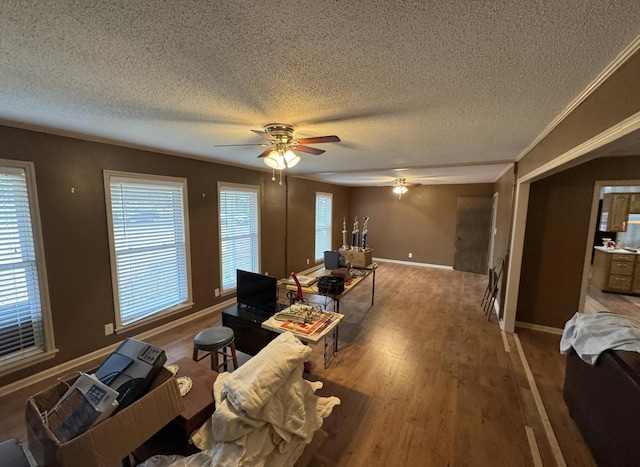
[560, 312, 640, 364]
[140, 331, 340, 467]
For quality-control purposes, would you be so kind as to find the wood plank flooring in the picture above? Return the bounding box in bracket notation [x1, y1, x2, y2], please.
[0, 262, 594, 466]
[585, 283, 640, 318]
[515, 329, 596, 467]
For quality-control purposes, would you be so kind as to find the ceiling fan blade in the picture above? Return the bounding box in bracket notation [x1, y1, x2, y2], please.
[257, 147, 274, 158]
[251, 129, 276, 141]
[214, 143, 268, 147]
[296, 135, 341, 145]
[294, 145, 325, 155]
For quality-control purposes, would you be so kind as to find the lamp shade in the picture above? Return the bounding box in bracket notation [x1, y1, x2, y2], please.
[284, 150, 300, 168]
[263, 151, 285, 170]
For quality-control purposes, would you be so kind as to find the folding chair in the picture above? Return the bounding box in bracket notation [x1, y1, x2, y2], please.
[481, 266, 496, 309]
[484, 258, 504, 321]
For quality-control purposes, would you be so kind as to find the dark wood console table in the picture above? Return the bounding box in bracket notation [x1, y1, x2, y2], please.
[133, 357, 218, 460]
[221, 304, 279, 356]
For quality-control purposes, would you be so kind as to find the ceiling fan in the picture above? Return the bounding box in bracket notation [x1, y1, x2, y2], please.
[215, 123, 340, 170]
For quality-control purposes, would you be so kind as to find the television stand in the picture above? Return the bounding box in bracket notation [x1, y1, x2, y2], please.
[221, 304, 279, 356]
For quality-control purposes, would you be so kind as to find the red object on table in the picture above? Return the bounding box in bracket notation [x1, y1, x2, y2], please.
[289, 272, 304, 301]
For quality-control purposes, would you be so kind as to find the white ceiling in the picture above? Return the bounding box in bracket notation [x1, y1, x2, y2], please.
[2, 1, 640, 186]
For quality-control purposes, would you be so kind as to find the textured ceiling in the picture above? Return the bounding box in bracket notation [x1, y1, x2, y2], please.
[2, 1, 640, 186]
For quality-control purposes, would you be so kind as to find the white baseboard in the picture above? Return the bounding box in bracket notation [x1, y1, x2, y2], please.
[515, 321, 564, 336]
[374, 257, 454, 270]
[0, 298, 236, 397]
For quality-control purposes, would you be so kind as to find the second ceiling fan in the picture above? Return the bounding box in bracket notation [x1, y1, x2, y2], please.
[216, 123, 340, 170]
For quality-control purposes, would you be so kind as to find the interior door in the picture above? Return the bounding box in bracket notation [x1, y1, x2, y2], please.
[453, 196, 492, 274]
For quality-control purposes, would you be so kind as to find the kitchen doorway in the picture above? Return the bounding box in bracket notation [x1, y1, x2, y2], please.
[581, 180, 640, 319]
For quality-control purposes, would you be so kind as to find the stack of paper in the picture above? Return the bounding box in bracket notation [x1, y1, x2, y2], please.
[283, 275, 317, 286]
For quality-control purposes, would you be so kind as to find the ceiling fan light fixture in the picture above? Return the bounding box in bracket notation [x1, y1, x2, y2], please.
[220, 123, 340, 183]
[393, 178, 408, 198]
[264, 151, 285, 170]
[284, 150, 300, 168]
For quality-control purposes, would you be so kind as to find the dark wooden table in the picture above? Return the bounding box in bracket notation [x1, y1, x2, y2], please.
[133, 357, 218, 460]
[171, 357, 218, 446]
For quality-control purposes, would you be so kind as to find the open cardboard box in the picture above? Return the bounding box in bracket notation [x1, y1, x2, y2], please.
[339, 247, 373, 269]
[26, 367, 184, 467]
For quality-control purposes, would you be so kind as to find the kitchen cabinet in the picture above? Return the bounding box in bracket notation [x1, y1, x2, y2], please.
[603, 193, 629, 232]
[633, 260, 640, 294]
[630, 193, 640, 214]
[592, 248, 638, 294]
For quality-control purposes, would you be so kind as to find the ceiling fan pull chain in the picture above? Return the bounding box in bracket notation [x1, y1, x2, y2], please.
[272, 167, 276, 181]
[279, 169, 283, 186]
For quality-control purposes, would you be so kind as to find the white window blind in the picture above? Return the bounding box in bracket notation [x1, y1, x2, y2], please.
[106, 174, 189, 328]
[0, 166, 45, 365]
[315, 192, 332, 260]
[219, 184, 259, 292]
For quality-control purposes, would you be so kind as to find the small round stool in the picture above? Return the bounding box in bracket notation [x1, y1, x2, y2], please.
[192, 326, 239, 372]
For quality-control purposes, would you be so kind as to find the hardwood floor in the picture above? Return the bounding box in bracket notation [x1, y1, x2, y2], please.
[585, 283, 640, 318]
[515, 329, 596, 467]
[0, 262, 594, 466]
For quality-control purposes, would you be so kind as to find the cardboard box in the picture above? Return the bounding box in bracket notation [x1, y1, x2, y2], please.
[26, 367, 184, 467]
[339, 248, 373, 268]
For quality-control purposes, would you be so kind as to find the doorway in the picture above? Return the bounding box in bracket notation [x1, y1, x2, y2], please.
[580, 180, 640, 319]
[453, 196, 493, 274]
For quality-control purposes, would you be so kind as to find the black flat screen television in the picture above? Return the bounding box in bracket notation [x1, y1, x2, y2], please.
[236, 269, 278, 315]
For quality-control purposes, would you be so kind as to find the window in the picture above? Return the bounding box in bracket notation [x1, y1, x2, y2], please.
[104, 172, 191, 330]
[219, 183, 260, 292]
[315, 192, 333, 260]
[0, 161, 55, 373]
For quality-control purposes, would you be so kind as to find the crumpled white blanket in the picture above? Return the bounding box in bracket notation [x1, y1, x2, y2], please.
[560, 312, 640, 364]
[139, 331, 340, 467]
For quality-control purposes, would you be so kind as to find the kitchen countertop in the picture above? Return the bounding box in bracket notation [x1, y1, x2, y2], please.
[594, 246, 640, 255]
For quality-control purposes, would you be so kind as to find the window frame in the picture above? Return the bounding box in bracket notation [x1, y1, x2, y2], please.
[104, 170, 193, 333]
[0, 159, 56, 376]
[315, 192, 333, 261]
[218, 182, 261, 294]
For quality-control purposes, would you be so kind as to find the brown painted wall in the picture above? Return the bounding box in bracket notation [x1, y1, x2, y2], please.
[517, 154, 640, 329]
[286, 177, 350, 272]
[349, 184, 494, 266]
[493, 167, 515, 267]
[518, 49, 640, 178]
[492, 167, 516, 316]
[0, 125, 345, 386]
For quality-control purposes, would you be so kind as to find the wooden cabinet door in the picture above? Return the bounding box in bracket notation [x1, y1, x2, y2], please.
[633, 257, 640, 293]
[629, 193, 640, 214]
[608, 274, 632, 291]
[606, 193, 630, 231]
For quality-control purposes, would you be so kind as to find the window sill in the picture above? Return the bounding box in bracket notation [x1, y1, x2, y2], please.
[115, 301, 195, 334]
[0, 348, 59, 378]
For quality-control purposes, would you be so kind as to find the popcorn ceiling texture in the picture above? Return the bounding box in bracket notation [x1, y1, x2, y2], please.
[2, 1, 640, 185]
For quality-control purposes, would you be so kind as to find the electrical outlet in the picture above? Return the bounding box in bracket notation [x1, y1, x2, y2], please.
[408, 252, 413, 258]
[306, 258, 310, 265]
[214, 288, 220, 297]
[104, 323, 114, 336]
